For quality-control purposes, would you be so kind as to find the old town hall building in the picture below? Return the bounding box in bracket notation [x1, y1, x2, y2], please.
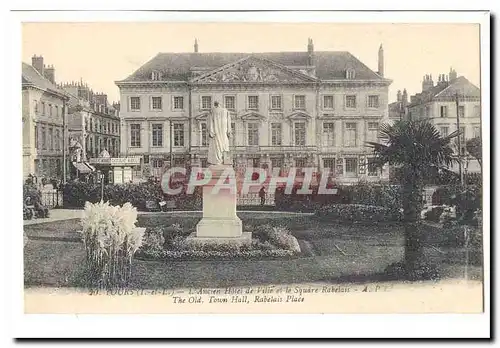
[115, 40, 392, 184]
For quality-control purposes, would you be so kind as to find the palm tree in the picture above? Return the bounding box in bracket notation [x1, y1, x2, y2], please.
[367, 120, 458, 276]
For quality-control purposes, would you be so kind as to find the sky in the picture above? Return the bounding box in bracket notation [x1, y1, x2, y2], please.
[22, 22, 480, 103]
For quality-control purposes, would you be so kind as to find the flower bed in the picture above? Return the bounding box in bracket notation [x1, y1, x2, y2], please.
[136, 224, 301, 260]
[315, 204, 402, 223]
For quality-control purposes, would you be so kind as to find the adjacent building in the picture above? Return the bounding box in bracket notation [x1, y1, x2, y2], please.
[406, 69, 481, 173]
[388, 89, 408, 121]
[115, 40, 393, 184]
[60, 81, 121, 161]
[22, 55, 69, 180]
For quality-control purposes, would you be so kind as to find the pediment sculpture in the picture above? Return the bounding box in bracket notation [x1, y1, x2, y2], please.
[193, 57, 315, 84]
[219, 65, 282, 82]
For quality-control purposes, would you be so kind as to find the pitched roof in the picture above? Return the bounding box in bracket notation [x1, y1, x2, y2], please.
[434, 76, 480, 98]
[21, 62, 68, 98]
[409, 76, 480, 106]
[119, 51, 385, 82]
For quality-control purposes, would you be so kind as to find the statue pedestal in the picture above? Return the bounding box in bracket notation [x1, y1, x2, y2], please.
[189, 164, 251, 245]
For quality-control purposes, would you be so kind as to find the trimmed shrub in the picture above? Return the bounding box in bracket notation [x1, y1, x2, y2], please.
[163, 223, 190, 247]
[165, 237, 298, 260]
[449, 185, 482, 225]
[274, 184, 352, 209]
[424, 206, 445, 222]
[347, 182, 402, 209]
[63, 181, 101, 208]
[440, 206, 456, 226]
[273, 182, 401, 214]
[137, 227, 166, 259]
[62, 181, 202, 211]
[253, 225, 301, 252]
[23, 183, 41, 204]
[315, 204, 403, 223]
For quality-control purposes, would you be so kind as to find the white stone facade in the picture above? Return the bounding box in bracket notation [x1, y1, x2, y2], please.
[22, 69, 68, 180]
[116, 49, 392, 184]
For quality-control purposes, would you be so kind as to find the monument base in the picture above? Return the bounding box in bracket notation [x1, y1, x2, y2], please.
[192, 163, 251, 244]
[185, 231, 252, 246]
[196, 217, 243, 238]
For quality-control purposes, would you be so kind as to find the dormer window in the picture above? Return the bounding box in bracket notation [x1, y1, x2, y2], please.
[346, 69, 356, 80]
[151, 71, 162, 81]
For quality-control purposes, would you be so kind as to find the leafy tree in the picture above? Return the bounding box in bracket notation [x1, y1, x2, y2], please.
[466, 136, 482, 168]
[367, 120, 458, 278]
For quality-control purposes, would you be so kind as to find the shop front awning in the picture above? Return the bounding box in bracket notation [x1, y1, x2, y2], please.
[85, 162, 96, 172]
[72, 162, 95, 174]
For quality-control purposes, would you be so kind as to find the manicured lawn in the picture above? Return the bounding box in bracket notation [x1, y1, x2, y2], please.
[23, 213, 483, 289]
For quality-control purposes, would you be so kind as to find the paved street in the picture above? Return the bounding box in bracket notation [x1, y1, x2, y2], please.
[23, 209, 83, 226]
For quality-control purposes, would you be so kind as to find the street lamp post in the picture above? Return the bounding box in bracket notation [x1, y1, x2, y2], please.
[169, 120, 173, 167]
[62, 101, 67, 184]
[455, 92, 464, 186]
[100, 173, 105, 202]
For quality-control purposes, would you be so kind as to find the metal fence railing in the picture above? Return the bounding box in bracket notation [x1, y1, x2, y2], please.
[237, 193, 275, 206]
[41, 190, 63, 209]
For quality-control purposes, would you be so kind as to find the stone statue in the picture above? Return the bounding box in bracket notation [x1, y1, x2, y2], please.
[207, 101, 232, 165]
[99, 148, 111, 158]
[69, 137, 83, 162]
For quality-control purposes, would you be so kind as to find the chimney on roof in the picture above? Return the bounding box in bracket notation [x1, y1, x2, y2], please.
[44, 64, 55, 84]
[397, 90, 402, 102]
[402, 89, 408, 105]
[94, 93, 108, 108]
[31, 55, 44, 75]
[437, 73, 449, 87]
[194, 38, 199, 53]
[307, 38, 315, 66]
[378, 44, 384, 77]
[449, 67, 457, 81]
[422, 74, 434, 92]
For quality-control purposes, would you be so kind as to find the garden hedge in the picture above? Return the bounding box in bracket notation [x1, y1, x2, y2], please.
[62, 181, 202, 211]
[315, 204, 403, 223]
[274, 182, 402, 213]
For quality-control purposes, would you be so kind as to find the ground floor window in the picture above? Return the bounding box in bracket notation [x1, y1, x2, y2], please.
[345, 158, 358, 177]
[132, 166, 142, 181]
[251, 157, 260, 168]
[271, 157, 283, 168]
[173, 157, 186, 167]
[323, 158, 336, 171]
[295, 157, 308, 176]
[152, 158, 164, 168]
[367, 158, 379, 176]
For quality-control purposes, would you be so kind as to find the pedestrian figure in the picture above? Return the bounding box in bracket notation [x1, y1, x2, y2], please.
[259, 186, 266, 206]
